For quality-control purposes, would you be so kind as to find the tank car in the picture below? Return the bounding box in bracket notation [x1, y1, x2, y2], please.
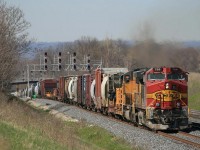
[93, 68, 128, 113]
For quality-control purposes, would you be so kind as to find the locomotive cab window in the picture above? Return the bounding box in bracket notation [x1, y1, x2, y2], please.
[167, 73, 185, 80]
[147, 73, 165, 80]
[124, 75, 130, 83]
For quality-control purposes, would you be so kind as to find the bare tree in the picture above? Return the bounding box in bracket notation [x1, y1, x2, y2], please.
[0, 1, 30, 89]
[73, 36, 100, 59]
[101, 38, 128, 67]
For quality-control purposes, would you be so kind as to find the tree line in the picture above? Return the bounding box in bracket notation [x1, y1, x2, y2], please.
[35, 37, 200, 73]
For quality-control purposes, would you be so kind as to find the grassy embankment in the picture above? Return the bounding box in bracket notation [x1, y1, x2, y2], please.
[0, 93, 136, 150]
[188, 73, 200, 110]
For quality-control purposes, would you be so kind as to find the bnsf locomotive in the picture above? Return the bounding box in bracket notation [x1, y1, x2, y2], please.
[38, 67, 189, 130]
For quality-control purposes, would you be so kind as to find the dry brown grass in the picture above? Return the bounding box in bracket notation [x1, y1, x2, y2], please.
[188, 73, 200, 110]
[0, 92, 135, 150]
[0, 92, 99, 150]
[188, 73, 200, 94]
[0, 136, 10, 150]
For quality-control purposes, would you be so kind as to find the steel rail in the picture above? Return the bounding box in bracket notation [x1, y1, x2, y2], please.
[189, 109, 200, 119]
[157, 131, 200, 149]
[178, 131, 200, 140]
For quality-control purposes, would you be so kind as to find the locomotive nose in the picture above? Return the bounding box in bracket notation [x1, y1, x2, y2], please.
[163, 80, 185, 109]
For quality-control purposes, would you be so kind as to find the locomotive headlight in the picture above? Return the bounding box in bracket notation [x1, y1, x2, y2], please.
[165, 83, 169, 89]
[177, 102, 181, 107]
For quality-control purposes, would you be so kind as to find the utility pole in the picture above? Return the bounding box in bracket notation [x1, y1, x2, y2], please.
[27, 64, 29, 98]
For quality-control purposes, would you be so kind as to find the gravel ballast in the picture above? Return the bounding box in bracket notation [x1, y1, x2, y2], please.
[26, 98, 200, 150]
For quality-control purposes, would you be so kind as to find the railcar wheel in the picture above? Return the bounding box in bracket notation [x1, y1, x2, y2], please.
[103, 108, 108, 115]
[114, 114, 120, 119]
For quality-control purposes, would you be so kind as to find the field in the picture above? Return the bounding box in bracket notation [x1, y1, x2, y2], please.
[188, 73, 200, 110]
[0, 93, 135, 150]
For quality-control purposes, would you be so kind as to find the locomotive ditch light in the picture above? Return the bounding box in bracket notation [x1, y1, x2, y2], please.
[155, 102, 160, 107]
[177, 102, 181, 107]
[182, 107, 188, 116]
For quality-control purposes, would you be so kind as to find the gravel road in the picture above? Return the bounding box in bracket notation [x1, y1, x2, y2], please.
[24, 98, 200, 150]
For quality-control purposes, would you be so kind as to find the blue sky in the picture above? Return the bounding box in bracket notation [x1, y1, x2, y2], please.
[7, 0, 200, 42]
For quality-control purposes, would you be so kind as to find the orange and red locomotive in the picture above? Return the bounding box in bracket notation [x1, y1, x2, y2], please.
[145, 67, 188, 130]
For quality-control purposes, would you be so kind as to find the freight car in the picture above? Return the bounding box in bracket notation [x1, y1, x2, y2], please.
[40, 79, 58, 98]
[38, 67, 189, 130]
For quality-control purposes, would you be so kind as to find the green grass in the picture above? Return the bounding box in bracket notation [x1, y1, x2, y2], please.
[77, 124, 134, 150]
[0, 121, 67, 150]
[0, 92, 136, 150]
[188, 93, 200, 110]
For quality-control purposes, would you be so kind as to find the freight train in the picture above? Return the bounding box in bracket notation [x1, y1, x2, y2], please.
[27, 67, 189, 130]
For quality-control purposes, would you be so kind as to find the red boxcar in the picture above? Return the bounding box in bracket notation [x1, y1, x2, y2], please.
[77, 76, 82, 104]
[82, 74, 92, 107]
[95, 69, 102, 109]
[57, 76, 68, 101]
[40, 79, 58, 98]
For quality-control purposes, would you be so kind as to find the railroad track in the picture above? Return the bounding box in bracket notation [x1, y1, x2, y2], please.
[178, 131, 200, 140]
[190, 109, 200, 119]
[157, 131, 200, 149]
[74, 105, 200, 149]
[72, 104, 146, 129]
[191, 122, 200, 129]
[38, 99, 200, 150]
